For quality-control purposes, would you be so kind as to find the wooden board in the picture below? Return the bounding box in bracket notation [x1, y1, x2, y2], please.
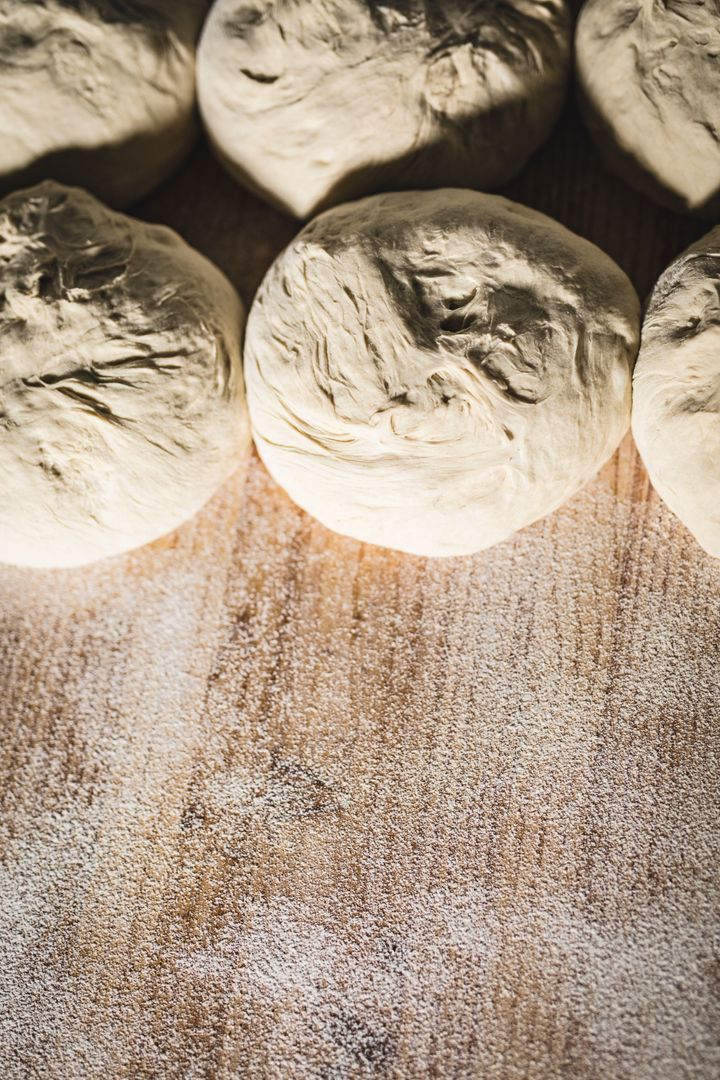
[2, 94, 720, 1080]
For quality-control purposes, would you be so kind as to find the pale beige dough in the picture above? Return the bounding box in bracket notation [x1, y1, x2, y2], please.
[0, 182, 249, 568]
[245, 188, 640, 556]
[576, 0, 720, 216]
[197, 0, 571, 219]
[0, 0, 209, 207]
[633, 227, 720, 556]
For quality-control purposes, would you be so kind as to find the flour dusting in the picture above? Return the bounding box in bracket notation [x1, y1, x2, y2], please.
[1, 443, 719, 1079]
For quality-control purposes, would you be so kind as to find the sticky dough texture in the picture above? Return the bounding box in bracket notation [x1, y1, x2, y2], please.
[0, 0, 208, 207]
[0, 182, 249, 568]
[245, 189, 640, 556]
[576, 0, 720, 216]
[632, 228, 720, 556]
[197, 0, 571, 219]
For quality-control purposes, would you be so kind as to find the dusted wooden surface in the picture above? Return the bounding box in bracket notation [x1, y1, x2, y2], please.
[2, 95, 720, 1080]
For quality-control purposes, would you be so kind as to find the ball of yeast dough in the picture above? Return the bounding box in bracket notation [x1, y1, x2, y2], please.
[576, 0, 720, 217]
[0, 182, 249, 568]
[197, 0, 571, 219]
[0, 0, 209, 207]
[632, 228, 720, 556]
[244, 189, 640, 556]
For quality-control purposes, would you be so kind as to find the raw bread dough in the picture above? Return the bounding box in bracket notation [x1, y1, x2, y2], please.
[0, 182, 249, 568]
[632, 227, 720, 556]
[197, 0, 572, 219]
[576, 0, 720, 216]
[245, 188, 640, 556]
[0, 1, 209, 207]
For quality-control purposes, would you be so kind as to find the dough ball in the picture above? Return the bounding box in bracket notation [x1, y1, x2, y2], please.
[245, 189, 639, 556]
[576, 0, 720, 216]
[632, 228, 720, 556]
[0, 1, 209, 207]
[0, 182, 249, 568]
[197, 0, 572, 219]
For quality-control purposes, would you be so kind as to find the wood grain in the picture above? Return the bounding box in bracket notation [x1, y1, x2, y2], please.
[1, 92, 719, 1080]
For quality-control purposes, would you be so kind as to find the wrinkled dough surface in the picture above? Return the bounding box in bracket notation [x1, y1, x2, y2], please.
[576, 0, 720, 216]
[245, 189, 639, 556]
[197, 0, 571, 218]
[0, 182, 249, 568]
[0, 0, 208, 206]
[632, 227, 720, 555]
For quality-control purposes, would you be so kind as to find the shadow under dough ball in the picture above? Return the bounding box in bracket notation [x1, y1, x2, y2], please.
[575, 0, 720, 217]
[245, 188, 640, 557]
[0, 182, 249, 568]
[197, 0, 572, 219]
[632, 228, 720, 556]
[0, 0, 209, 207]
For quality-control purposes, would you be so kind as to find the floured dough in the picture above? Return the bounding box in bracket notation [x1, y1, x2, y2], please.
[0, 1, 208, 207]
[0, 182, 249, 568]
[632, 228, 720, 556]
[245, 188, 640, 556]
[197, 0, 572, 219]
[576, 0, 720, 216]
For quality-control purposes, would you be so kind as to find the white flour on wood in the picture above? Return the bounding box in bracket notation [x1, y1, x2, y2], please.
[0, 448, 719, 1078]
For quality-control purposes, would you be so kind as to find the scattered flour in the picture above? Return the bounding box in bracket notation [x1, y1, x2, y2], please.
[1, 440, 719, 1079]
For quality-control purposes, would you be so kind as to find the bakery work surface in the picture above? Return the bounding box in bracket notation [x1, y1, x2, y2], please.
[2, 104, 719, 1079]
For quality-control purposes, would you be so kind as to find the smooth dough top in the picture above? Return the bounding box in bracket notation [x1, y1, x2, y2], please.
[245, 189, 639, 556]
[632, 227, 720, 555]
[0, 0, 208, 206]
[0, 182, 248, 568]
[197, 0, 571, 218]
[576, 0, 720, 215]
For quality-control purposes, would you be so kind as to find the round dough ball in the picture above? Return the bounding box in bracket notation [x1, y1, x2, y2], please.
[0, 182, 249, 568]
[576, 0, 720, 217]
[632, 227, 720, 556]
[197, 0, 572, 219]
[0, 1, 209, 207]
[245, 189, 639, 556]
